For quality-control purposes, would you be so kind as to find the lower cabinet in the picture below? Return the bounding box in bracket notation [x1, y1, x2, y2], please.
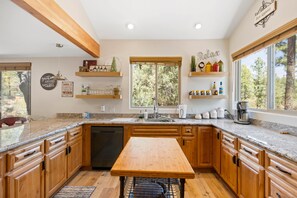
[266, 171, 297, 197]
[221, 144, 238, 193]
[237, 154, 265, 198]
[212, 128, 221, 173]
[45, 145, 68, 197]
[197, 126, 212, 168]
[180, 136, 197, 167]
[0, 155, 5, 198]
[6, 157, 44, 198]
[67, 136, 82, 178]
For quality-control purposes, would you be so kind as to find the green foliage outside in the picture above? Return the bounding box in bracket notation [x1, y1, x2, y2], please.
[1, 71, 30, 118]
[131, 63, 179, 107]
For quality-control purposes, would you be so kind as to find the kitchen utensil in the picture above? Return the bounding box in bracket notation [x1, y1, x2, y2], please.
[178, 104, 187, 119]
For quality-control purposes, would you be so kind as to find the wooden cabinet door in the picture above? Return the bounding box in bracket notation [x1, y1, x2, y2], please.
[221, 144, 238, 193]
[213, 128, 221, 173]
[238, 154, 264, 198]
[181, 136, 196, 167]
[6, 157, 44, 198]
[45, 145, 67, 198]
[67, 137, 82, 178]
[0, 155, 5, 198]
[266, 171, 297, 198]
[197, 126, 213, 168]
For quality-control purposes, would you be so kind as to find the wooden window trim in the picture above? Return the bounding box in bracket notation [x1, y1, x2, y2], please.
[0, 62, 31, 71]
[232, 18, 297, 61]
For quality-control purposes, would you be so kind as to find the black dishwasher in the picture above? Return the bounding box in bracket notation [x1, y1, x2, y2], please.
[91, 126, 123, 169]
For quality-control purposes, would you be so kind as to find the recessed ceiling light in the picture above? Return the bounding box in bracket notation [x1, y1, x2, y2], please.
[194, 23, 202, 30]
[127, 23, 134, 30]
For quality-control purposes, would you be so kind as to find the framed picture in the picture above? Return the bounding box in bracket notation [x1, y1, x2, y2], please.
[61, 81, 74, 97]
[83, 60, 97, 67]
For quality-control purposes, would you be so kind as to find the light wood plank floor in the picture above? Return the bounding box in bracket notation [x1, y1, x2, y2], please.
[67, 170, 236, 198]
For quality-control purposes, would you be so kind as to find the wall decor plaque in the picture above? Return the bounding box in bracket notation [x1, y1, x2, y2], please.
[61, 81, 74, 97]
[40, 73, 57, 90]
[254, 0, 277, 28]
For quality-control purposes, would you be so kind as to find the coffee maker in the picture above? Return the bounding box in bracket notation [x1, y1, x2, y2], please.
[234, 101, 250, 125]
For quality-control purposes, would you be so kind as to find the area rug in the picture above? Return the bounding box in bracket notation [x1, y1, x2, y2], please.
[54, 186, 96, 198]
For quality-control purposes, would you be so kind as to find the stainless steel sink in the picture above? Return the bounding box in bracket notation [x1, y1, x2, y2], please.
[144, 117, 175, 122]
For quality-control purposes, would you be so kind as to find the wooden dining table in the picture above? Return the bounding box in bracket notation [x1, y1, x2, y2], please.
[111, 137, 195, 198]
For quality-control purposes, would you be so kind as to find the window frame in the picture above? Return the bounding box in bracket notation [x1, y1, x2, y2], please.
[235, 37, 297, 115]
[129, 57, 181, 109]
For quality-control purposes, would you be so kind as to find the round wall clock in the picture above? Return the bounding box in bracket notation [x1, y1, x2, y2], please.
[40, 73, 57, 90]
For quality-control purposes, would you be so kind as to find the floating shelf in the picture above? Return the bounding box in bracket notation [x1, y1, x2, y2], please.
[188, 72, 228, 77]
[189, 95, 227, 99]
[75, 94, 122, 99]
[75, 72, 122, 77]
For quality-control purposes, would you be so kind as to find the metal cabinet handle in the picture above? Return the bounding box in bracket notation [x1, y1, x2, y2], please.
[232, 155, 236, 164]
[217, 132, 220, 140]
[24, 150, 36, 158]
[71, 132, 79, 136]
[183, 139, 185, 146]
[276, 166, 292, 176]
[276, 192, 281, 198]
[243, 147, 253, 155]
[53, 137, 64, 144]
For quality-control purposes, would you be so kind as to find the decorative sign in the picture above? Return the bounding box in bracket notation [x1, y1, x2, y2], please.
[197, 49, 220, 62]
[255, 0, 276, 28]
[61, 81, 74, 97]
[40, 73, 57, 90]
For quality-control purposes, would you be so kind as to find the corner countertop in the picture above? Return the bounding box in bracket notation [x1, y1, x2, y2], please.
[0, 118, 296, 164]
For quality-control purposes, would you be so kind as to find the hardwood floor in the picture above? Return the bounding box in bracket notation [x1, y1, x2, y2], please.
[67, 170, 236, 198]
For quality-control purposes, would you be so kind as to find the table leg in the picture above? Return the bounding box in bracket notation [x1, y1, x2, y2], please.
[180, 178, 185, 198]
[119, 176, 125, 198]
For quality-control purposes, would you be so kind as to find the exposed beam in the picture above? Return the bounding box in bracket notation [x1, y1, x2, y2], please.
[12, 0, 100, 58]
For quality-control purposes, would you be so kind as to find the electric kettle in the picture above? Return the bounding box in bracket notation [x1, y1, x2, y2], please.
[178, 104, 187, 119]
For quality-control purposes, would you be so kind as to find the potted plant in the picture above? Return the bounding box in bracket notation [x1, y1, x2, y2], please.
[111, 57, 117, 72]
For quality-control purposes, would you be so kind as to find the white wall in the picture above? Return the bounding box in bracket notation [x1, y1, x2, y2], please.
[0, 39, 229, 118]
[229, 0, 297, 127]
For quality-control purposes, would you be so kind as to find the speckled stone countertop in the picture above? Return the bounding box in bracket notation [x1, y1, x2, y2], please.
[0, 118, 296, 164]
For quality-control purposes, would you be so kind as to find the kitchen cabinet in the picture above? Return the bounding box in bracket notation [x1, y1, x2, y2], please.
[213, 128, 221, 174]
[67, 127, 83, 178]
[237, 140, 265, 198]
[6, 156, 44, 198]
[221, 132, 238, 193]
[197, 126, 213, 168]
[130, 125, 181, 137]
[180, 126, 197, 167]
[265, 152, 297, 197]
[45, 133, 68, 197]
[0, 155, 5, 198]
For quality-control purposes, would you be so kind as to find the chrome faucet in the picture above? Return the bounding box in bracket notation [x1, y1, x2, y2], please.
[152, 97, 159, 118]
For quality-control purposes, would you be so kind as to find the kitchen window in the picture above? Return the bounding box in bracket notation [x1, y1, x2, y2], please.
[235, 33, 297, 112]
[0, 62, 31, 118]
[130, 57, 181, 108]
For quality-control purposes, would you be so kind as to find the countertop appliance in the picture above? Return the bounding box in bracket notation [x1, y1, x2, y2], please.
[91, 126, 123, 168]
[178, 104, 187, 119]
[234, 101, 250, 125]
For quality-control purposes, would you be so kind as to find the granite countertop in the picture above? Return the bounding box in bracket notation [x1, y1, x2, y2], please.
[0, 118, 296, 164]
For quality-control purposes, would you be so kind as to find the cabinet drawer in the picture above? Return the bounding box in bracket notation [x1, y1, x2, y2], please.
[68, 126, 82, 141]
[45, 132, 67, 153]
[266, 171, 297, 198]
[131, 125, 181, 136]
[238, 139, 264, 166]
[221, 132, 238, 150]
[7, 141, 44, 172]
[182, 126, 195, 136]
[266, 152, 297, 188]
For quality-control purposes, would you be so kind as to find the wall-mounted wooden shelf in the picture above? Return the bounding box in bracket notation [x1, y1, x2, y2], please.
[188, 72, 228, 77]
[75, 94, 122, 99]
[75, 72, 122, 77]
[189, 95, 227, 99]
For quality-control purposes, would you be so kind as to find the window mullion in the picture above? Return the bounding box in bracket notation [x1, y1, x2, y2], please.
[267, 45, 275, 109]
[155, 63, 158, 105]
[235, 60, 241, 102]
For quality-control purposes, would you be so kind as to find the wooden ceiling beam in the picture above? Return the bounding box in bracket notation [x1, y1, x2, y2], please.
[12, 0, 100, 58]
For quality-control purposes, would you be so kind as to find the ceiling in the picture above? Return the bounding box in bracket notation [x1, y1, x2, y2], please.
[0, 0, 89, 58]
[0, 0, 255, 57]
[81, 0, 255, 40]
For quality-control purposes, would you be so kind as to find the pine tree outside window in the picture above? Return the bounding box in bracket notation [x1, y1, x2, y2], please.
[130, 57, 181, 108]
